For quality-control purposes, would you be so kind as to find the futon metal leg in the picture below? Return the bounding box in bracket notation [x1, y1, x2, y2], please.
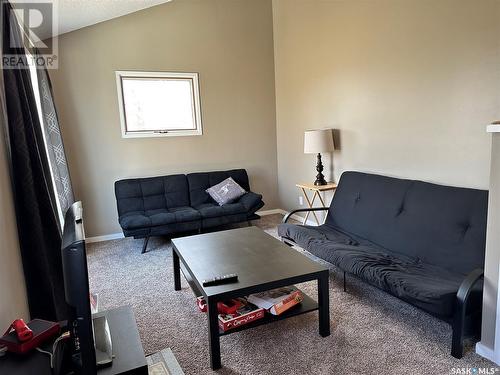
[280, 237, 294, 247]
[318, 271, 330, 337]
[141, 236, 150, 254]
[207, 297, 221, 369]
[343, 271, 347, 292]
[173, 249, 181, 291]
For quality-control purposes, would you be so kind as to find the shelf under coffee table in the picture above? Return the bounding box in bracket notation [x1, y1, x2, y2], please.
[172, 226, 330, 370]
[179, 262, 320, 335]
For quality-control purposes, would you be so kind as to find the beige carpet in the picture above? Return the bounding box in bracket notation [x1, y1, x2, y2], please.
[87, 214, 495, 374]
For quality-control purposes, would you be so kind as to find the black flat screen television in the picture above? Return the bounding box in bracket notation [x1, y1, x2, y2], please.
[61, 201, 97, 375]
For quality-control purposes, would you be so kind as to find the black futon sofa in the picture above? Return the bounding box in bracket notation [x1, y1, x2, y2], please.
[115, 169, 264, 253]
[278, 171, 487, 358]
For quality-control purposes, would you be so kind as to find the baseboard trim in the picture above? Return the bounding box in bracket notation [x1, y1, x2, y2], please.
[257, 208, 286, 216]
[476, 342, 499, 365]
[257, 208, 319, 226]
[86, 232, 124, 243]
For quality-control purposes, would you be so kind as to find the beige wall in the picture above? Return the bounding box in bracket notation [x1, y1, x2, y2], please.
[0, 128, 29, 328]
[50, 0, 279, 237]
[273, 0, 500, 213]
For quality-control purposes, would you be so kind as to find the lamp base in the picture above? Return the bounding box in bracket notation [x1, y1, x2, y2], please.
[313, 153, 328, 186]
[314, 177, 328, 186]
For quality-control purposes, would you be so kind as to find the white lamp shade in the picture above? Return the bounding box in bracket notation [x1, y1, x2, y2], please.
[304, 129, 335, 154]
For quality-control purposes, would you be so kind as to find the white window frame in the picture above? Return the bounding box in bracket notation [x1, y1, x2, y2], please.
[115, 70, 203, 138]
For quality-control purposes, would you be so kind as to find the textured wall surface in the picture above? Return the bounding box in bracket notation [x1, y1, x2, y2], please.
[273, 0, 500, 213]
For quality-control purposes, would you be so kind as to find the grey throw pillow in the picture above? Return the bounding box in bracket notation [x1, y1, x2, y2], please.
[206, 177, 246, 206]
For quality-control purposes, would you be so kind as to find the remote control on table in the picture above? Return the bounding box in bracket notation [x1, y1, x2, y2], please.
[202, 273, 238, 286]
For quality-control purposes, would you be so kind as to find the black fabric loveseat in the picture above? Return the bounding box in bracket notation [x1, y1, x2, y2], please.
[115, 169, 264, 253]
[278, 171, 487, 358]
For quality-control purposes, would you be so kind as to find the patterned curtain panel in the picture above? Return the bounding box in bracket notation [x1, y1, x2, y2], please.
[35, 63, 74, 220]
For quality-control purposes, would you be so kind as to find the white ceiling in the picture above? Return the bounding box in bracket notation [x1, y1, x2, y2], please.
[43, 0, 172, 39]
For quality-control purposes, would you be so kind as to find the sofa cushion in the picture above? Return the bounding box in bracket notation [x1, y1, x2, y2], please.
[119, 211, 151, 230]
[119, 206, 201, 230]
[278, 223, 358, 250]
[196, 202, 247, 218]
[329, 244, 479, 317]
[206, 177, 246, 206]
[115, 174, 190, 217]
[168, 206, 201, 222]
[326, 171, 488, 275]
[202, 212, 249, 229]
[145, 209, 176, 226]
[278, 224, 478, 317]
[187, 169, 251, 207]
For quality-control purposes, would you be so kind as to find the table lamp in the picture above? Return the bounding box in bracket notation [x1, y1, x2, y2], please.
[304, 129, 335, 186]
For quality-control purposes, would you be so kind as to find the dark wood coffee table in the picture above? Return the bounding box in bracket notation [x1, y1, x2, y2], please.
[172, 226, 330, 370]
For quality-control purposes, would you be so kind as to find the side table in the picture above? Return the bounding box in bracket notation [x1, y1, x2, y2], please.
[296, 182, 337, 225]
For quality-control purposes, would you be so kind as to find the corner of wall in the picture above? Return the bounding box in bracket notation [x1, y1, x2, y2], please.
[0, 127, 29, 327]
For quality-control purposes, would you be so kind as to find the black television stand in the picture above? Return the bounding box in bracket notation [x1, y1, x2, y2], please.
[0, 306, 148, 375]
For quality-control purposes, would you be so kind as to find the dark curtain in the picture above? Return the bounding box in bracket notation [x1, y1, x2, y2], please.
[1, 0, 68, 321]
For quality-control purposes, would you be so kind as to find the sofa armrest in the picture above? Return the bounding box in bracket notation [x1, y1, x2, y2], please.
[238, 191, 263, 211]
[457, 268, 484, 304]
[451, 268, 484, 358]
[282, 207, 329, 224]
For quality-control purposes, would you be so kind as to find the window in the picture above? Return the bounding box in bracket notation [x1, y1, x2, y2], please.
[115, 71, 203, 138]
